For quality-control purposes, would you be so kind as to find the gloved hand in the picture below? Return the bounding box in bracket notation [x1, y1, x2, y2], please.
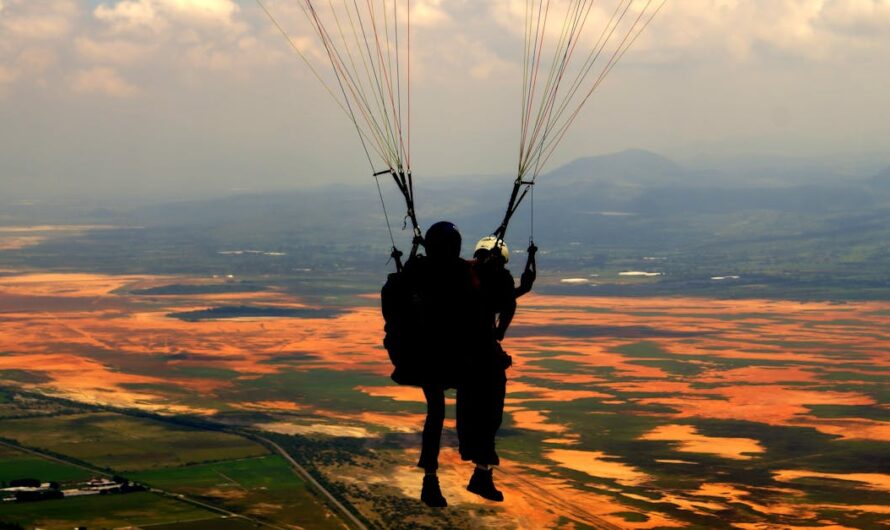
[520, 243, 537, 292]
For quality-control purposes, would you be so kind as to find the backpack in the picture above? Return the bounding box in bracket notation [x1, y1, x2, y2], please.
[381, 257, 482, 388]
[381, 269, 426, 386]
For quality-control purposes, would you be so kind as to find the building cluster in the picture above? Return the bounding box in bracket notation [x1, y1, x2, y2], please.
[0, 476, 145, 503]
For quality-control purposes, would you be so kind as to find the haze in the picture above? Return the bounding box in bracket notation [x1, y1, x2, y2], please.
[2, 0, 889, 200]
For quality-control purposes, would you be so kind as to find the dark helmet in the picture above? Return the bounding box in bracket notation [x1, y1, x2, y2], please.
[424, 221, 462, 259]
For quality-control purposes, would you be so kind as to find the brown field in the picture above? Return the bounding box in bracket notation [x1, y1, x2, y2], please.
[0, 225, 119, 251]
[1, 272, 889, 528]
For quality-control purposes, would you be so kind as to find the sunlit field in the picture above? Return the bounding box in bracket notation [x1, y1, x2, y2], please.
[1, 272, 888, 528]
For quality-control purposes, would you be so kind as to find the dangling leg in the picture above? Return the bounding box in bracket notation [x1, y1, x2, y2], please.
[456, 382, 474, 463]
[418, 385, 447, 507]
[466, 369, 506, 502]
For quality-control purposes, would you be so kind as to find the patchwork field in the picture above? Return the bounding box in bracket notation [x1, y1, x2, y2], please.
[0, 491, 220, 529]
[0, 412, 267, 471]
[0, 272, 889, 529]
[0, 441, 227, 529]
[130, 455, 346, 529]
[0, 406, 348, 529]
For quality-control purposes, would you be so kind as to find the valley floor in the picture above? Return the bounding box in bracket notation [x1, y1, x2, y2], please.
[0, 272, 889, 529]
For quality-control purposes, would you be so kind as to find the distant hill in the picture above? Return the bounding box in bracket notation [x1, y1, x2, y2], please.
[545, 149, 686, 186]
[4, 148, 890, 295]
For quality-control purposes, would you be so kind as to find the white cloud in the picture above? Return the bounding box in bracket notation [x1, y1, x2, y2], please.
[71, 66, 140, 97]
[0, 0, 78, 40]
[818, 0, 890, 36]
[0, 0, 80, 95]
[94, 0, 244, 35]
[86, 0, 267, 77]
[412, 0, 450, 27]
[487, 0, 890, 65]
[161, 0, 240, 25]
[16, 47, 59, 77]
[94, 0, 165, 35]
[75, 37, 157, 65]
[450, 35, 516, 80]
[0, 64, 16, 86]
[649, 0, 890, 62]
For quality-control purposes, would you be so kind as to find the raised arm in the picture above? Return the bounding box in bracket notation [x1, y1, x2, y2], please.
[515, 243, 537, 298]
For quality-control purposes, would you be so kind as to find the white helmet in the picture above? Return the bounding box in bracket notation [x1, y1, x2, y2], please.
[474, 236, 510, 263]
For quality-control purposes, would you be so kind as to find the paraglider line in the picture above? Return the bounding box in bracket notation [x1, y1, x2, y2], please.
[373, 173, 398, 249]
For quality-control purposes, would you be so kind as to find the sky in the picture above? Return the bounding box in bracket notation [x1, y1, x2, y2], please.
[1, 0, 889, 198]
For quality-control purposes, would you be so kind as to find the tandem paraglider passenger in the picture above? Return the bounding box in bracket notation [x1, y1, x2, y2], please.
[457, 236, 537, 502]
[381, 221, 488, 507]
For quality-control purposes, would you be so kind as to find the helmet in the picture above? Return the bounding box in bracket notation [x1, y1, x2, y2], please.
[424, 221, 462, 259]
[474, 236, 509, 263]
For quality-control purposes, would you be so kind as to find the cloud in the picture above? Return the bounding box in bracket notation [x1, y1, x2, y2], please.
[485, 0, 890, 66]
[93, 0, 244, 35]
[85, 0, 273, 78]
[71, 66, 140, 97]
[94, 0, 165, 35]
[75, 37, 157, 65]
[0, 0, 80, 95]
[447, 35, 516, 80]
[0, 65, 16, 87]
[412, 0, 450, 27]
[1, 0, 889, 187]
[647, 0, 890, 62]
[818, 0, 890, 36]
[0, 0, 78, 40]
[16, 47, 59, 78]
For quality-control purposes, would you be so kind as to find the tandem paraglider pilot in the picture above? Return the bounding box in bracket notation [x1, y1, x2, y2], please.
[381, 221, 536, 507]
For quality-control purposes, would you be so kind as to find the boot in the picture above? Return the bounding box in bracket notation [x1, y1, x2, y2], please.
[466, 467, 504, 502]
[421, 474, 447, 508]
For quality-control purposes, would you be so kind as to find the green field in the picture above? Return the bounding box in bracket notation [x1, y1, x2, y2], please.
[0, 404, 349, 530]
[142, 517, 261, 530]
[0, 413, 267, 471]
[169, 305, 342, 321]
[0, 491, 220, 529]
[132, 455, 346, 529]
[0, 445, 91, 484]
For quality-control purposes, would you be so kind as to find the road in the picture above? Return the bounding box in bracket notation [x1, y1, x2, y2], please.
[252, 434, 370, 530]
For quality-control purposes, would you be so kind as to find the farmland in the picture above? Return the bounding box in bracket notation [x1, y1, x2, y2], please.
[0, 413, 267, 471]
[0, 491, 220, 529]
[131, 455, 346, 529]
[0, 270, 888, 528]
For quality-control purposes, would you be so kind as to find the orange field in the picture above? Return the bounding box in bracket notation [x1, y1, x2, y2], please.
[1, 272, 889, 528]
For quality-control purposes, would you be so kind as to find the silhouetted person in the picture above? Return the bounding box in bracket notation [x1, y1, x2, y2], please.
[458, 236, 536, 502]
[382, 221, 485, 507]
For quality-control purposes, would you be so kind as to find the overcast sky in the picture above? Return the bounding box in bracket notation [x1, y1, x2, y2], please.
[1, 0, 889, 198]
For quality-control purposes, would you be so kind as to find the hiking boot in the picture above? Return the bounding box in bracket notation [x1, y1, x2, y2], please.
[421, 474, 447, 508]
[466, 467, 504, 502]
